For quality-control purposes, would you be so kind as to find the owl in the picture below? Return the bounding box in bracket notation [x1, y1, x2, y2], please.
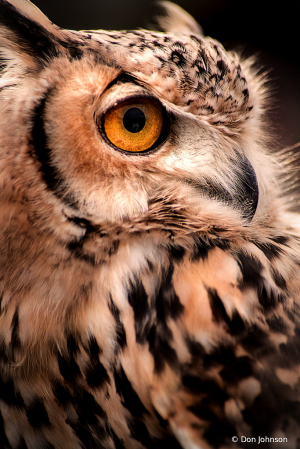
[1, 0, 300, 448]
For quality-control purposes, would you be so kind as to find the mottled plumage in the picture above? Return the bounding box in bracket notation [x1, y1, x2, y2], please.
[1, 1, 300, 448]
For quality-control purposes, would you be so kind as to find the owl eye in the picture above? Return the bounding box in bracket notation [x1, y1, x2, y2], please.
[103, 98, 164, 153]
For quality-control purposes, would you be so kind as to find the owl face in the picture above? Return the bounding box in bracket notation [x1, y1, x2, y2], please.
[0, 0, 266, 242]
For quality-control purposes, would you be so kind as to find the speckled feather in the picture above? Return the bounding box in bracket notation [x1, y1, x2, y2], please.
[1, 1, 300, 448]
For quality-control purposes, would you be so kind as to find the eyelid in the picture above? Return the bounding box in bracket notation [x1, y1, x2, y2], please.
[101, 92, 161, 117]
[97, 78, 159, 115]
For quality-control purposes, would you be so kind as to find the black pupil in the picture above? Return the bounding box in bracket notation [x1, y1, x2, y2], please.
[123, 108, 146, 133]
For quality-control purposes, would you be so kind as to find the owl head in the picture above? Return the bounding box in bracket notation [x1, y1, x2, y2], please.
[0, 0, 281, 254]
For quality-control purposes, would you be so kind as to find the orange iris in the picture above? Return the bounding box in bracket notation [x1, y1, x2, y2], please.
[104, 98, 163, 153]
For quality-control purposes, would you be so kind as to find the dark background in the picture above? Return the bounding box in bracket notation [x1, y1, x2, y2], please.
[33, 0, 300, 148]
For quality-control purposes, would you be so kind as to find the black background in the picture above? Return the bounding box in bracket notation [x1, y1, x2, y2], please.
[33, 0, 300, 148]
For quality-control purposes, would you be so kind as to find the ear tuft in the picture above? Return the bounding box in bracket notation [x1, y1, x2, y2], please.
[0, 0, 66, 69]
[1, 0, 57, 33]
[155, 2, 203, 36]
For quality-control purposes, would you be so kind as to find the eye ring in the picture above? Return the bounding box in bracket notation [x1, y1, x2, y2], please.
[101, 97, 167, 154]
